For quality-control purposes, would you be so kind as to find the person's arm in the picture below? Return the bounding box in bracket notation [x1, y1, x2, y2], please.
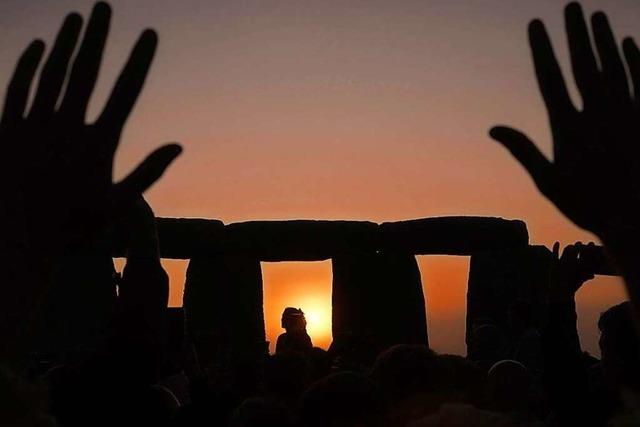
[0, 2, 181, 366]
[547, 242, 595, 352]
[113, 197, 168, 384]
[542, 242, 596, 424]
[489, 2, 640, 316]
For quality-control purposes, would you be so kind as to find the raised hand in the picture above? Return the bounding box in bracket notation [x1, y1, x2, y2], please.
[549, 242, 596, 302]
[0, 2, 180, 363]
[115, 197, 169, 382]
[490, 2, 640, 241]
[0, 2, 181, 254]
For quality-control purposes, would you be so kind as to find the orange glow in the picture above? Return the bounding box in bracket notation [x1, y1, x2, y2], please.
[114, 254, 626, 357]
[262, 261, 333, 353]
[293, 298, 332, 344]
[418, 256, 470, 356]
[161, 259, 189, 307]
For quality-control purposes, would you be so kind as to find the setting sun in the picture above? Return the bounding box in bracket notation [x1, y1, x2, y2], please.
[261, 261, 334, 353]
[269, 297, 333, 352]
[296, 298, 332, 346]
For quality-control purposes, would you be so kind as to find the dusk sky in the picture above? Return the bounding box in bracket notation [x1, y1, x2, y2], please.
[1, 0, 637, 355]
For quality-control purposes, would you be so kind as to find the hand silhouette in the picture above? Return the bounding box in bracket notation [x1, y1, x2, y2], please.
[0, 2, 181, 254]
[0, 2, 180, 363]
[490, 2, 640, 240]
[549, 242, 596, 302]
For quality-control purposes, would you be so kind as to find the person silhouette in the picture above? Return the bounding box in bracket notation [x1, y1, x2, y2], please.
[275, 308, 313, 354]
[489, 1, 640, 312]
[0, 1, 182, 365]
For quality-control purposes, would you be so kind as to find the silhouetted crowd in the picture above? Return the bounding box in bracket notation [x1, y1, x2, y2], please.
[2, 1, 640, 426]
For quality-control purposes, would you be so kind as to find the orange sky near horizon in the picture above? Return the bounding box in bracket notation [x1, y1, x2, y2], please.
[1, 0, 635, 356]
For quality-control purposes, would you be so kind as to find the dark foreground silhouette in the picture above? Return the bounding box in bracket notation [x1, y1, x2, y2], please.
[2, 1, 640, 426]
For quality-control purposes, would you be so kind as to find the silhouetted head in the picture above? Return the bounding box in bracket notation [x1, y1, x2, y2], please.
[487, 360, 531, 413]
[229, 397, 294, 427]
[438, 354, 484, 404]
[306, 347, 333, 381]
[369, 345, 450, 405]
[263, 351, 313, 400]
[598, 302, 640, 390]
[467, 324, 506, 367]
[472, 317, 497, 329]
[281, 307, 307, 332]
[299, 371, 383, 427]
[328, 332, 378, 370]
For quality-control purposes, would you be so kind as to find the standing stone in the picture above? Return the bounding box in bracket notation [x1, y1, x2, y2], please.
[331, 253, 380, 343]
[183, 257, 226, 366]
[376, 252, 428, 348]
[332, 251, 427, 358]
[466, 245, 553, 348]
[184, 255, 266, 368]
[224, 256, 266, 361]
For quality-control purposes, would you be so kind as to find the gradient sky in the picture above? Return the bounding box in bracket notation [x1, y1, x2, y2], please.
[2, 0, 638, 355]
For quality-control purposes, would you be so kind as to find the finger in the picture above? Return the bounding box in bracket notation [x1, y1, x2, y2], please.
[564, 3, 601, 106]
[553, 241, 560, 259]
[59, 2, 111, 121]
[592, 12, 631, 104]
[529, 19, 576, 122]
[114, 143, 182, 199]
[490, 126, 555, 196]
[97, 29, 157, 144]
[622, 38, 640, 104]
[1, 40, 45, 127]
[561, 244, 578, 261]
[29, 13, 82, 120]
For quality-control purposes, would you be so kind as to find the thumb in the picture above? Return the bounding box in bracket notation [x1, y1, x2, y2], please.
[489, 126, 554, 195]
[115, 143, 182, 200]
[552, 241, 560, 259]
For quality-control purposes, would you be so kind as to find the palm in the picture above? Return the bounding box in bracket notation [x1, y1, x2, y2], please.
[0, 3, 182, 361]
[0, 3, 181, 252]
[550, 101, 640, 234]
[490, 3, 640, 238]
